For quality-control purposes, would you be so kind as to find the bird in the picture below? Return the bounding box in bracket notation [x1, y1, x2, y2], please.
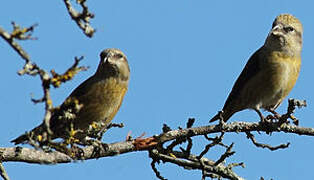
[12, 48, 130, 145]
[210, 14, 303, 123]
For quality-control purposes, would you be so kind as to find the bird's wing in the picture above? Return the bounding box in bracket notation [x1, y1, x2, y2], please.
[222, 47, 263, 112]
[68, 76, 96, 98]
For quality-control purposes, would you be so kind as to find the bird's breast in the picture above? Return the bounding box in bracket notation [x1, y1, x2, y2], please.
[261, 52, 300, 108]
[75, 77, 128, 129]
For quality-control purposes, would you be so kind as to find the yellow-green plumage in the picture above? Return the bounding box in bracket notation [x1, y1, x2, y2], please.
[12, 48, 130, 144]
[72, 77, 128, 130]
[210, 14, 303, 122]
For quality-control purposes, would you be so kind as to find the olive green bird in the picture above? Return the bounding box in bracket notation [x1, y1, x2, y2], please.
[12, 48, 130, 145]
[210, 14, 303, 122]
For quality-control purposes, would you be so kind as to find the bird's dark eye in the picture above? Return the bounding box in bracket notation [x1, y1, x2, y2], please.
[284, 26, 294, 33]
[115, 54, 123, 59]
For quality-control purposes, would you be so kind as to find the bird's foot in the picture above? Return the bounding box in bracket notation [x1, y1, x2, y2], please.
[69, 144, 85, 159]
[266, 108, 292, 125]
[289, 115, 299, 126]
[265, 114, 277, 121]
[87, 122, 124, 140]
[81, 137, 109, 159]
[91, 143, 109, 159]
[45, 141, 82, 158]
[254, 109, 268, 123]
[267, 109, 282, 119]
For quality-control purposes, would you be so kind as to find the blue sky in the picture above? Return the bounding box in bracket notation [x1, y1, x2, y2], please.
[1, 1, 314, 179]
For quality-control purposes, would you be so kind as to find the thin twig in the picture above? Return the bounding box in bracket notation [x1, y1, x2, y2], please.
[3, 120, 314, 164]
[149, 153, 167, 180]
[50, 56, 89, 88]
[95, 123, 124, 140]
[278, 99, 307, 125]
[63, 0, 95, 37]
[1, 24, 88, 147]
[198, 133, 225, 159]
[149, 149, 244, 180]
[214, 143, 235, 166]
[11, 22, 38, 40]
[227, 162, 245, 169]
[0, 25, 31, 63]
[0, 162, 10, 180]
[245, 132, 290, 151]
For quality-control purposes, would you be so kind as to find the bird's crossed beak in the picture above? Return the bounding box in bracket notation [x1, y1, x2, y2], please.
[271, 24, 284, 37]
[104, 52, 116, 65]
[103, 56, 108, 63]
[103, 55, 113, 64]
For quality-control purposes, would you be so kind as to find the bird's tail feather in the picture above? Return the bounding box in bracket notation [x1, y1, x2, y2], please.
[209, 110, 234, 123]
[11, 134, 29, 145]
[209, 113, 220, 122]
[11, 124, 45, 145]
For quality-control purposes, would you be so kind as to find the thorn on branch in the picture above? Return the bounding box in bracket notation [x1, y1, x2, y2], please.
[245, 132, 290, 151]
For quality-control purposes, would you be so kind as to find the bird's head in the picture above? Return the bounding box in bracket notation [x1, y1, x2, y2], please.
[265, 14, 303, 56]
[96, 48, 130, 81]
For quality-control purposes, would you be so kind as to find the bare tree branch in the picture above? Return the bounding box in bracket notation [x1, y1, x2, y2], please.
[214, 143, 235, 166]
[1, 9, 312, 180]
[50, 56, 89, 88]
[157, 121, 314, 143]
[198, 133, 225, 159]
[63, 0, 95, 37]
[0, 23, 88, 148]
[0, 76, 310, 180]
[1, 121, 314, 164]
[245, 131, 290, 151]
[150, 158, 167, 180]
[0, 24, 32, 64]
[0, 162, 10, 180]
[149, 149, 244, 180]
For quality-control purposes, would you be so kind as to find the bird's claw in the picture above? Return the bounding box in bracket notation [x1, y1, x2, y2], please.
[91, 142, 108, 158]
